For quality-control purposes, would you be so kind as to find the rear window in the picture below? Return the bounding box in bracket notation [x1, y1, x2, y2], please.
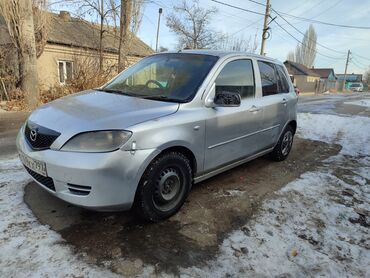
[258, 61, 278, 96]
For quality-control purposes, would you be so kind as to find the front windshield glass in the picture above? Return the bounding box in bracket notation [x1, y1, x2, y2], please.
[102, 53, 218, 102]
[350, 83, 361, 87]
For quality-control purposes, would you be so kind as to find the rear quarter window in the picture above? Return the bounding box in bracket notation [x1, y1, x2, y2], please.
[257, 61, 278, 96]
[276, 65, 291, 93]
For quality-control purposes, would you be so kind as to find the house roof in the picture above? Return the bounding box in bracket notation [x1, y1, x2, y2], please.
[284, 60, 320, 77]
[311, 68, 335, 79]
[336, 74, 363, 82]
[0, 11, 152, 57]
[46, 12, 153, 57]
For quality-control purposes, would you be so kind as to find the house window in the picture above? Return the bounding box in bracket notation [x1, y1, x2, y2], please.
[58, 61, 73, 83]
[307, 76, 316, 82]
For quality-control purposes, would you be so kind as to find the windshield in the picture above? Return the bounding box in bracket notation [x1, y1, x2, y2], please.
[101, 53, 218, 102]
[350, 83, 361, 87]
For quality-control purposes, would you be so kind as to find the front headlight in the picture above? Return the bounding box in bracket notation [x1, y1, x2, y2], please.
[61, 130, 132, 152]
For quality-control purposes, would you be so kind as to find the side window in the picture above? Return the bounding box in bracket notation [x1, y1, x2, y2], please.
[257, 61, 278, 96]
[276, 65, 290, 93]
[215, 59, 255, 99]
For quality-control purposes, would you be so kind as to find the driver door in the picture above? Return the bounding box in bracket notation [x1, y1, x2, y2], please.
[204, 59, 263, 171]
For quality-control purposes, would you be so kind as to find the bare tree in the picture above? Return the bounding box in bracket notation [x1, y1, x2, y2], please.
[217, 35, 258, 53]
[364, 67, 370, 85]
[287, 50, 295, 62]
[64, 0, 119, 72]
[288, 25, 317, 67]
[0, 0, 39, 108]
[33, 0, 51, 58]
[166, 0, 218, 49]
[118, 0, 145, 72]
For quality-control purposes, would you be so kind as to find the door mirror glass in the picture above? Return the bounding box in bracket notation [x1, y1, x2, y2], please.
[214, 91, 241, 107]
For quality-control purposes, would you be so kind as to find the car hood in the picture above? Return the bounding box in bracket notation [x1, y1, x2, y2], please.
[27, 90, 179, 146]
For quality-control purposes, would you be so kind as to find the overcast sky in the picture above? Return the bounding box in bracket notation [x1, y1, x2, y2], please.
[51, 0, 370, 74]
[136, 0, 370, 74]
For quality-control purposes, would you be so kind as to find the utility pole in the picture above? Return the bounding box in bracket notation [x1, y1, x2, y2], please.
[260, 0, 270, 56]
[155, 8, 163, 52]
[342, 49, 351, 92]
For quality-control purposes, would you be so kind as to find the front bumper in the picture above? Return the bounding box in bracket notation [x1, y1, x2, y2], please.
[16, 127, 159, 211]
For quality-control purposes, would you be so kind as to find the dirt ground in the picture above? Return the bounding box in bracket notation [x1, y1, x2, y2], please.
[24, 138, 340, 275]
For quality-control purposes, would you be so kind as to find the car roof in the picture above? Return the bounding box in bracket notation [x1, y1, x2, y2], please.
[154, 49, 280, 64]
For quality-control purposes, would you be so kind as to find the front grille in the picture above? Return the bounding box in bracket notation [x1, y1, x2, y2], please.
[24, 165, 55, 191]
[25, 122, 60, 150]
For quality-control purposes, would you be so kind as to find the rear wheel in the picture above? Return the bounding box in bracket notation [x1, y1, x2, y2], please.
[134, 152, 192, 222]
[270, 126, 294, 161]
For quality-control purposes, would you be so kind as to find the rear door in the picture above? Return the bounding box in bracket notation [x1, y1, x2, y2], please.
[256, 61, 288, 148]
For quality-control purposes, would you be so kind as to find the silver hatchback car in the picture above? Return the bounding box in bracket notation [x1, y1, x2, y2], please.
[17, 50, 297, 222]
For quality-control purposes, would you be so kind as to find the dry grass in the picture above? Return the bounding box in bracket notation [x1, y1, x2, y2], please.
[1, 54, 116, 111]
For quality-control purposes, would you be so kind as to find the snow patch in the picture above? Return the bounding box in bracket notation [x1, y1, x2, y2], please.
[344, 99, 370, 108]
[297, 113, 370, 156]
[0, 156, 117, 277]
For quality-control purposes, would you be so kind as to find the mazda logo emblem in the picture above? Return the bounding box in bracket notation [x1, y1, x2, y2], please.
[30, 129, 38, 142]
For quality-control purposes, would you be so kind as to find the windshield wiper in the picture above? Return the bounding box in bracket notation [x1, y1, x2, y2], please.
[140, 95, 183, 103]
[96, 88, 135, 96]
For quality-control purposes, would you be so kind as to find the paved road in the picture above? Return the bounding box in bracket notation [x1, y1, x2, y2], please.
[298, 92, 370, 116]
[0, 111, 28, 159]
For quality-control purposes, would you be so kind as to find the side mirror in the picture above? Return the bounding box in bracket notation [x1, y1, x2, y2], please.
[214, 90, 241, 107]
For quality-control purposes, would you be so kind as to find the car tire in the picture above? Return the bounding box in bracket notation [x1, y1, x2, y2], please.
[134, 152, 192, 222]
[270, 125, 294, 161]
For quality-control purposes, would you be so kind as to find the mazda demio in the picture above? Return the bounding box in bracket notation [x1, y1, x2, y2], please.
[17, 50, 297, 222]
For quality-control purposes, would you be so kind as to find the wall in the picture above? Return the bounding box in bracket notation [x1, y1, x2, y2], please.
[294, 75, 320, 93]
[37, 43, 142, 89]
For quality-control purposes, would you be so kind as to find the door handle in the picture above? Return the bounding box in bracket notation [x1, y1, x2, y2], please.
[281, 98, 288, 105]
[248, 105, 260, 112]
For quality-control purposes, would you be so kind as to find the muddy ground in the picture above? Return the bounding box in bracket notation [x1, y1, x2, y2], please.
[24, 138, 341, 275]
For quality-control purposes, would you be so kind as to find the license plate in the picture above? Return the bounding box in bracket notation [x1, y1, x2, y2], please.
[19, 151, 47, 177]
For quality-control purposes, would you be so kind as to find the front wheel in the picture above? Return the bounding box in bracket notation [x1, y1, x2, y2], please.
[134, 152, 192, 222]
[270, 126, 294, 161]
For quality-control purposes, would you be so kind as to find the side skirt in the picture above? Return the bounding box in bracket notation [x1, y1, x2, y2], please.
[194, 147, 274, 184]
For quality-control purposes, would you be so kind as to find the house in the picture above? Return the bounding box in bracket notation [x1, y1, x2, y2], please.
[284, 60, 321, 93]
[0, 11, 153, 89]
[311, 68, 336, 81]
[311, 68, 337, 92]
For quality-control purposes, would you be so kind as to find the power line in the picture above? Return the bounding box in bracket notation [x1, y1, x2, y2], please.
[271, 8, 347, 55]
[230, 18, 262, 37]
[351, 56, 369, 68]
[352, 53, 370, 62]
[210, 0, 266, 16]
[308, 0, 343, 20]
[217, 0, 370, 30]
[272, 20, 345, 60]
[276, 11, 370, 30]
[350, 59, 368, 71]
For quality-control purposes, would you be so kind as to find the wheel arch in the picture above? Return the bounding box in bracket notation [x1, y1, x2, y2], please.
[157, 146, 198, 177]
[288, 120, 297, 134]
